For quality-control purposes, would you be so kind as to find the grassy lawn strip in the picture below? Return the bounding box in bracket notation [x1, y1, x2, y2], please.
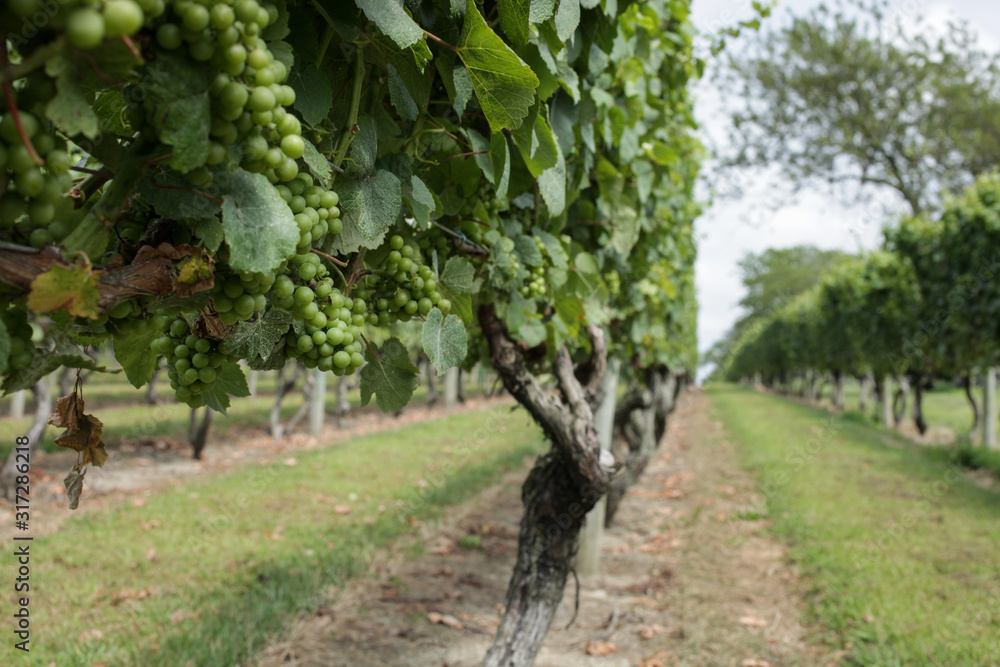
[707, 384, 1000, 666]
[0, 382, 473, 460]
[3, 405, 542, 666]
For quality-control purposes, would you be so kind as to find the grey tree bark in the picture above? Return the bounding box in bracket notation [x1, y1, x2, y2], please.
[479, 304, 611, 667]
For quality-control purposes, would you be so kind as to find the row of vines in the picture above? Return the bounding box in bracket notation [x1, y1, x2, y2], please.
[0, 0, 702, 662]
[723, 173, 1000, 440]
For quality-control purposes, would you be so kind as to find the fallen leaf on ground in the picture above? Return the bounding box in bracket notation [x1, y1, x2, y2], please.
[430, 537, 455, 555]
[586, 640, 617, 656]
[132, 497, 146, 508]
[639, 624, 668, 639]
[333, 505, 351, 514]
[742, 660, 772, 667]
[78, 629, 103, 642]
[739, 615, 769, 628]
[427, 611, 463, 630]
[640, 650, 669, 667]
[282, 457, 298, 466]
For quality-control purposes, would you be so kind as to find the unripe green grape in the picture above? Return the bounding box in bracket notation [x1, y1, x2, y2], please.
[66, 9, 106, 48]
[103, 0, 145, 36]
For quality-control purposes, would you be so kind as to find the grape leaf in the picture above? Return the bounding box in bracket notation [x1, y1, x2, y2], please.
[144, 53, 212, 173]
[464, 128, 493, 182]
[457, 0, 539, 133]
[538, 140, 566, 215]
[452, 62, 474, 116]
[491, 132, 511, 200]
[422, 307, 468, 375]
[222, 170, 299, 274]
[202, 362, 251, 415]
[534, 230, 568, 268]
[44, 55, 100, 139]
[518, 319, 547, 347]
[343, 115, 378, 178]
[92, 91, 131, 136]
[329, 169, 401, 253]
[49, 393, 108, 468]
[530, 0, 557, 22]
[513, 235, 544, 267]
[498, 0, 530, 46]
[221, 308, 294, 363]
[355, 0, 424, 48]
[512, 112, 558, 176]
[194, 217, 224, 252]
[555, 0, 581, 41]
[27, 264, 100, 319]
[302, 141, 332, 185]
[0, 320, 9, 375]
[113, 326, 162, 388]
[262, 0, 290, 39]
[290, 64, 333, 127]
[405, 175, 439, 227]
[387, 64, 419, 121]
[2, 337, 107, 394]
[437, 256, 475, 324]
[139, 169, 223, 221]
[360, 337, 419, 413]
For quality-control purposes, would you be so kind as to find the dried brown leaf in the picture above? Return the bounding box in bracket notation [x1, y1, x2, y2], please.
[427, 611, 464, 630]
[586, 640, 617, 656]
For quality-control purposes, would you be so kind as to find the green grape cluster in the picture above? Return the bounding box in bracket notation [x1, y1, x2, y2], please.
[151, 0, 305, 186]
[519, 236, 549, 298]
[210, 271, 271, 325]
[5, 0, 158, 49]
[354, 234, 449, 326]
[153, 318, 226, 408]
[264, 251, 365, 373]
[274, 172, 341, 252]
[1, 308, 36, 369]
[0, 72, 76, 246]
[415, 225, 452, 256]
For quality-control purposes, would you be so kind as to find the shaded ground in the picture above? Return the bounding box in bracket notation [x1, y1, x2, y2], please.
[255, 390, 841, 667]
[0, 395, 512, 541]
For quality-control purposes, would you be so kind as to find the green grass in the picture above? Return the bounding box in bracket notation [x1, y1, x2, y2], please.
[706, 384, 1000, 666]
[1, 405, 543, 666]
[0, 378, 480, 460]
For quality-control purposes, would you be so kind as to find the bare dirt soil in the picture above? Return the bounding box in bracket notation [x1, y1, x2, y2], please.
[254, 390, 844, 667]
[0, 395, 513, 542]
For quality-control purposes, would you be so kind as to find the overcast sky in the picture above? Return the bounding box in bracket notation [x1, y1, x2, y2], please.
[688, 0, 1000, 377]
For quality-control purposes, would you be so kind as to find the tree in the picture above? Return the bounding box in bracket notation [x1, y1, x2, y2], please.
[0, 0, 701, 663]
[703, 245, 851, 380]
[721, 0, 1000, 216]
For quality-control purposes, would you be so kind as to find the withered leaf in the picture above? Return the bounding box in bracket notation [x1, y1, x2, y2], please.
[64, 466, 86, 510]
[49, 393, 109, 468]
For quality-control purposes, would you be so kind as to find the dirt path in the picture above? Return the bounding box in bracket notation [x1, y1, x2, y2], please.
[254, 390, 841, 667]
[0, 395, 513, 541]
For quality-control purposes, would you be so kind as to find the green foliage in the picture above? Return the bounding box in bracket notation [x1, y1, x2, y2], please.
[0, 0, 700, 423]
[721, 0, 1000, 215]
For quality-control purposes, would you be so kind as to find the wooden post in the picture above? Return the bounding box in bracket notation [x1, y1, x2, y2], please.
[247, 370, 259, 397]
[443, 366, 459, 407]
[984, 368, 997, 449]
[881, 376, 892, 427]
[309, 368, 326, 437]
[577, 359, 619, 577]
[9, 390, 25, 419]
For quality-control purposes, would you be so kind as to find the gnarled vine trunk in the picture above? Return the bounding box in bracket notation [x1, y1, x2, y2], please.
[893, 376, 909, 426]
[961, 374, 980, 437]
[189, 406, 213, 460]
[479, 304, 611, 667]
